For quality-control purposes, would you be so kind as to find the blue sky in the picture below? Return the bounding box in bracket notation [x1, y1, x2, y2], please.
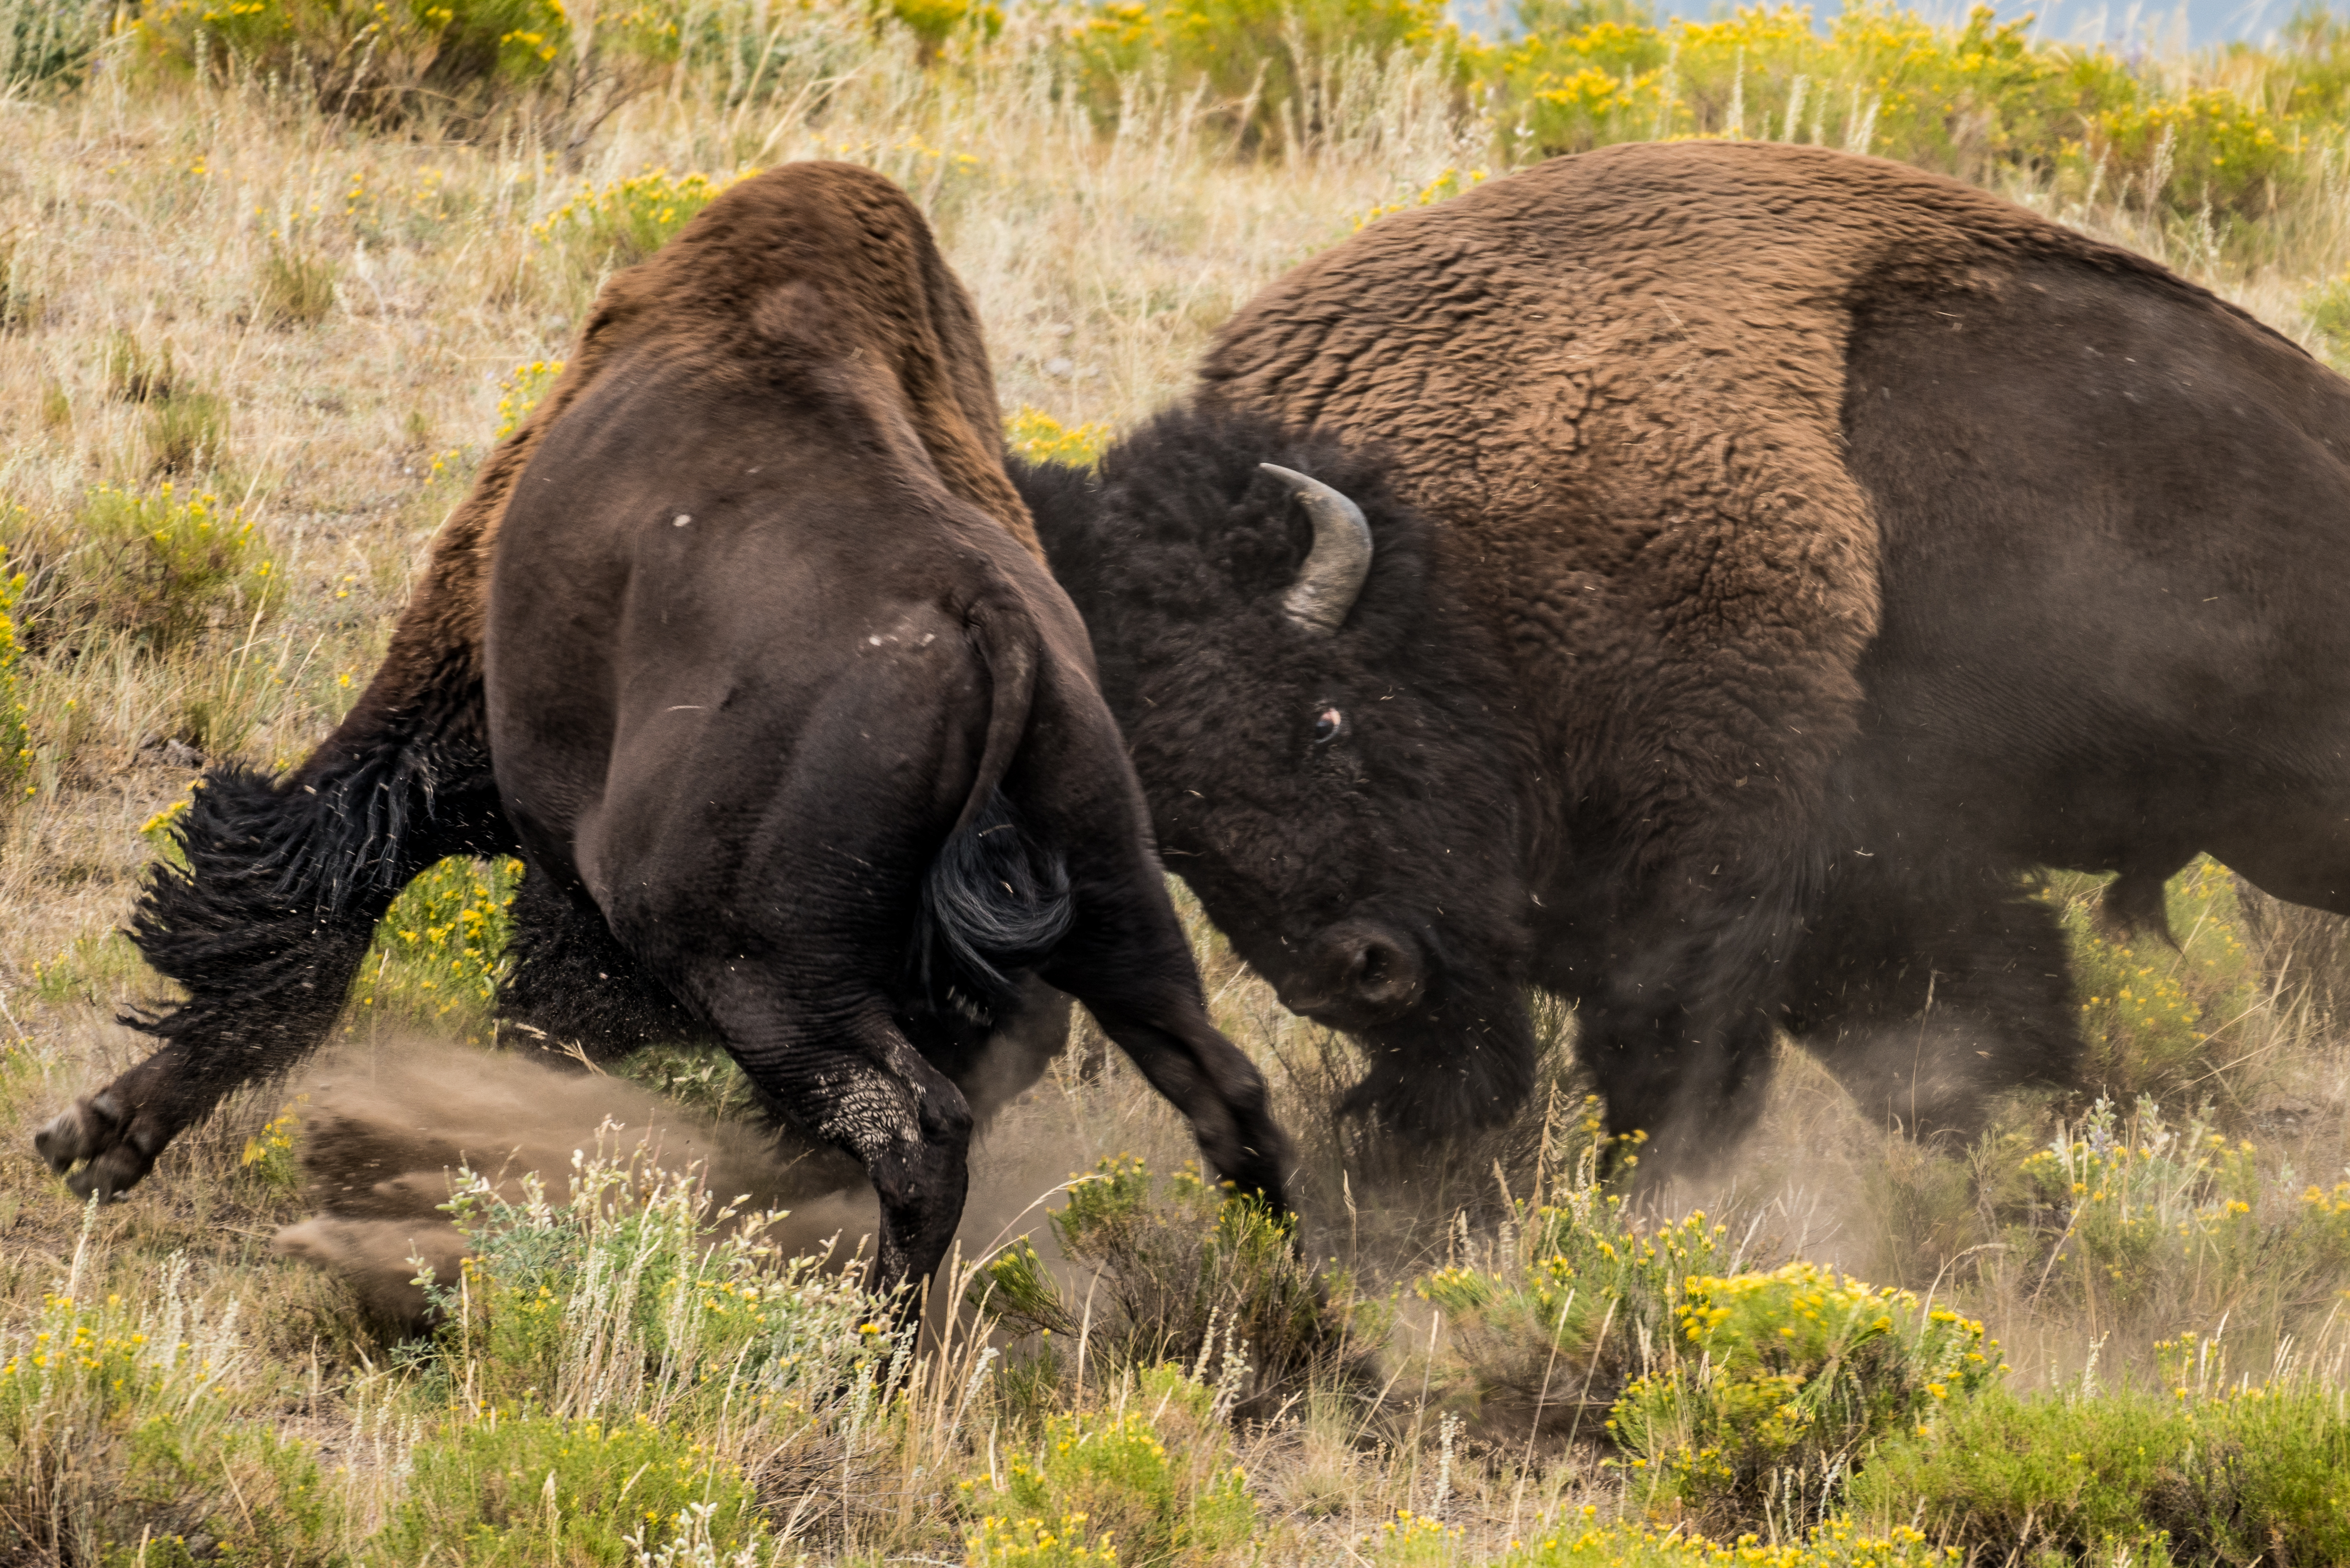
[1454, 0, 2321, 48]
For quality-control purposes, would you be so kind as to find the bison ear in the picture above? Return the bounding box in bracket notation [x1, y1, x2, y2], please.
[1261, 463, 1373, 636]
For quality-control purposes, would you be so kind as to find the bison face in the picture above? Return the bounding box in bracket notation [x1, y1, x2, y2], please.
[1020, 407, 1539, 1140]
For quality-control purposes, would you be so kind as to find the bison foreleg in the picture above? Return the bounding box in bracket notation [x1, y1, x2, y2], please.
[41, 744, 506, 1198]
[39, 904, 380, 1198]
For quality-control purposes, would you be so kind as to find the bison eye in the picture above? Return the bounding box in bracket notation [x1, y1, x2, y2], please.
[1312, 707, 1343, 744]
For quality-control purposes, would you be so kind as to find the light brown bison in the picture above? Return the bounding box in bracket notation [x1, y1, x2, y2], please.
[38, 163, 1289, 1291]
[1016, 139, 2350, 1166]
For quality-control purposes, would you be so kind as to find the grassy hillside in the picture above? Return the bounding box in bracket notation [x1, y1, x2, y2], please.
[2, 1, 2348, 1562]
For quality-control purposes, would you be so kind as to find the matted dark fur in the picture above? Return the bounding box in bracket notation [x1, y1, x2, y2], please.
[41, 164, 1288, 1293]
[1021, 140, 2350, 1166]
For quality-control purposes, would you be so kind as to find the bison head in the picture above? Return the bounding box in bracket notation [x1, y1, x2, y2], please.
[1018, 406, 1537, 1140]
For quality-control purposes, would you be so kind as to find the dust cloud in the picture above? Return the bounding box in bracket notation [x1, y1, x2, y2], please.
[270, 1035, 1097, 1332]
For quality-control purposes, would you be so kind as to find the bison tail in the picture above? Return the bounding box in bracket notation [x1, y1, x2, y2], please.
[916, 788, 1073, 1021]
[127, 722, 506, 1074]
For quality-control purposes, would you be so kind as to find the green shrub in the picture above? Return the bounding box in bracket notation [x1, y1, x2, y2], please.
[973, 1157, 1357, 1408]
[112, 1420, 344, 1567]
[145, 389, 230, 475]
[0, 0, 111, 91]
[0, 231, 40, 332]
[1609, 1262, 2003, 1532]
[375, 1412, 767, 1567]
[26, 930, 148, 1006]
[429, 1142, 901, 1426]
[1062, 0, 1449, 149]
[2303, 270, 2350, 363]
[104, 329, 175, 403]
[49, 486, 274, 651]
[618, 1044, 758, 1123]
[957, 1363, 1256, 1568]
[1848, 1376, 2350, 1565]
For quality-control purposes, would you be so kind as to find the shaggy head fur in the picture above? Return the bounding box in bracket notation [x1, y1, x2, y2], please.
[1024, 408, 1537, 1136]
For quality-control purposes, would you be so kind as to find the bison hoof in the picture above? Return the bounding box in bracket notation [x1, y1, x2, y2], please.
[34, 1094, 144, 1198]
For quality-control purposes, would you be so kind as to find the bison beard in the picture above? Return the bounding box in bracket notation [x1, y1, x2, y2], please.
[1025, 141, 2350, 1171]
[39, 162, 1289, 1298]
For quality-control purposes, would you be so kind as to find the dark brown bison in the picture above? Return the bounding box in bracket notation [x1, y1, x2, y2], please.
[1014, 139, 2350, 1167]
[37, 162, 1288, 1290]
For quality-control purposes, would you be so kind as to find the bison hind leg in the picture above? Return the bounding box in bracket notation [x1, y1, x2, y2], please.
[498, 862, 707, 1067]
[1789, 861, 2080, 1142]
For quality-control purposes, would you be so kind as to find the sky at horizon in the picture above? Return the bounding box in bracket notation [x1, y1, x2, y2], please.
[1450, 0, 2323, 48]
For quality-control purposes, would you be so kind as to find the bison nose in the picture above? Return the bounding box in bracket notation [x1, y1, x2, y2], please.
[1280, 919, 1427, 1028]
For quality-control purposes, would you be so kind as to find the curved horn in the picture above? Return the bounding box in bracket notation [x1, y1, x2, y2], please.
[1261, 463, 1373, 636]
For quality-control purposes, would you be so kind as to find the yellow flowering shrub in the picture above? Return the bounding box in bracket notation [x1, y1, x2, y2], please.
[347, 855, 520, 1041]
[1391, 1512, 1957, 1567]
[534, 168, 747, 276]
[130, 0, 682, 121]
[2072, 87, 2295, 221]
[1609, 1262, 2002, 1528]
[888, 0, 1004, 57]
[1415, 1101, 1722, 1424]
[2044, 857, 2256, 1103]
[67, 484, 274, 651]
[1354, 166, 1488, 229]
[959, 1363, 1255, 1568]
[493, 358, 566, 440]
[1489, 5, 2137, 182]
[0, 548, 28, 800]
[379, 1414, 768, 1561]
[2014, 1096, 2350, 1328]
[1007, 406, 1114, 469]
[238, 1099, 304, 1193]
[1846, 1372, 2350, 1564]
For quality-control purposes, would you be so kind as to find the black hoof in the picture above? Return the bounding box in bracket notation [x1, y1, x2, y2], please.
[35, 1095, 115, 1172]
[35, 1095, 145, 1197]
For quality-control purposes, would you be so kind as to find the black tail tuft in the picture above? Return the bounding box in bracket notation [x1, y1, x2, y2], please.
[915, 789, 1073, 1021]
[127, 739, 505, 1069]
